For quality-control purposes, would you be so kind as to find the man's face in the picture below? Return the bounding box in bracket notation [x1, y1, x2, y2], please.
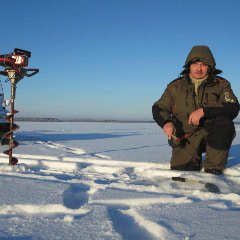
[189, 61, 209, 79]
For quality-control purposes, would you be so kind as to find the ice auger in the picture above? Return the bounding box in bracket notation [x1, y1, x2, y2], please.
[0, 48, 39, 164]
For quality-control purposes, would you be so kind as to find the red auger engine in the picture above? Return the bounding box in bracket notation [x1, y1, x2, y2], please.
[0, 48, 39, 165]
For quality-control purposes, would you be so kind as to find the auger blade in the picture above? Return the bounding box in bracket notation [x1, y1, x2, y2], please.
[11, 140, 19, 148]
[6, 110, 19, 120]
[3, 149, 10, 155]
[9, 157, 18, 165]
[3, 132, 12, 139]
[13, 141, 19, 148]
[3, 141, 19, 154]
[3, 107, 19, 164]
[4, 126, 20, 139]
[1, 138, 19, 148]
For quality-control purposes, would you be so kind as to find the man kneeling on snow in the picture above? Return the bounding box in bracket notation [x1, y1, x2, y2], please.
[152, 45, 239, 175]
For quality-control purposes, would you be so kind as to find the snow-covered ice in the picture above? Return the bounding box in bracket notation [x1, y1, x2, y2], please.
[0, 122, 240, 239]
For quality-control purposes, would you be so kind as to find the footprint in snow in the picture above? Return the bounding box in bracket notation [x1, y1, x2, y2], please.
[62, 183, 90, 209]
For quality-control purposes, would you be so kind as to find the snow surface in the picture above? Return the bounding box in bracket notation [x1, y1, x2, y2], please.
[0, 122, 240, 240]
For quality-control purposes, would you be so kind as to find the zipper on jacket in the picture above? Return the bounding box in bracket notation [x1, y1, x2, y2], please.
[205, 93, 209, 103]
[196, 83, 206, 108]
[192, 89, 197, 109]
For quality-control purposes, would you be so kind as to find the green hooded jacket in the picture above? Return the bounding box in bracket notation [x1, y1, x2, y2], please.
[152, 46, 239, 135]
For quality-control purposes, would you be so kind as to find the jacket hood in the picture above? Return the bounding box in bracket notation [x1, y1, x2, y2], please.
[184, 45, 216, 67]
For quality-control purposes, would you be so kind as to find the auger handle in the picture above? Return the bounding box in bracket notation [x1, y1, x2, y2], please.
[24, 68, 39, 77]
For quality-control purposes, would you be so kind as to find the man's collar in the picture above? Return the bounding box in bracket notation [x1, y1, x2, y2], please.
[185, 74, 216, 86]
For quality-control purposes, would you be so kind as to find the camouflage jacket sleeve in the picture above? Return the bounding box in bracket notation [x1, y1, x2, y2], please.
[152, 85, 176, 128]
[203, 81, 240, 120]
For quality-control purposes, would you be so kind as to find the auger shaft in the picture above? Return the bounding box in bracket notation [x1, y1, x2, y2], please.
[9, 81, 16, 163]
[4, 70, 20, 165]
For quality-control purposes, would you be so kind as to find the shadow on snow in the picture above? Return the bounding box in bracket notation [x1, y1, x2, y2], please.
[227, 144, 240, 167]
[15, 131, 141, 142]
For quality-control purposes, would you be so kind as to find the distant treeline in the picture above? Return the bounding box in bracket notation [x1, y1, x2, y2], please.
[15, 117, 62, 122]
[15, 117, 154, 123]
[14, 117, 240, 124]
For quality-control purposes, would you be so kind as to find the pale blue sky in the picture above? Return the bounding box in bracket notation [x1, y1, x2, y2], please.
[0, 0, 239, 120]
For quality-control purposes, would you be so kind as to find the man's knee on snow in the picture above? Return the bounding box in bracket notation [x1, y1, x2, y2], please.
[205, 115, 235, 150]
[171, 155, 202, 171]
